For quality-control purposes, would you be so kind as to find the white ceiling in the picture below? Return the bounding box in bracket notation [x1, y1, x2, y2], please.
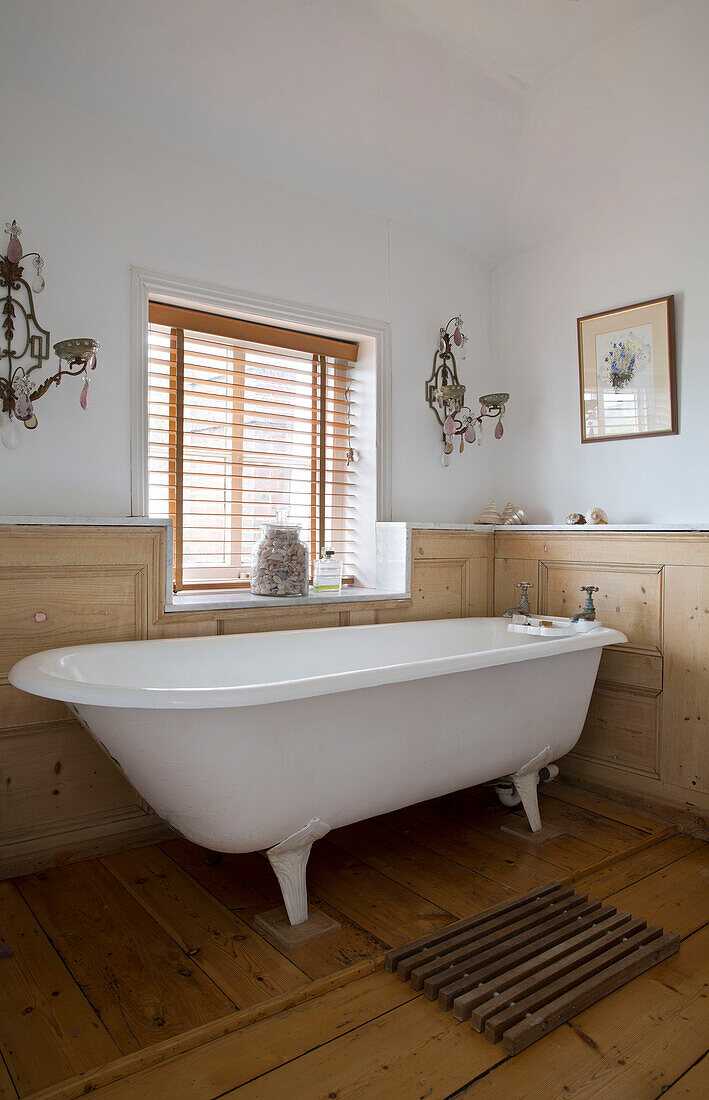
[1, 0, 702, 265]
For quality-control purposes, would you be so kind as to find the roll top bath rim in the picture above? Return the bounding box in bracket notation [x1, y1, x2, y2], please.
[250, 508, 309, 597]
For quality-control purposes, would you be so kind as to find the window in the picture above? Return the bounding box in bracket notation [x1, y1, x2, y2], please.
[147, 303, 359, 590]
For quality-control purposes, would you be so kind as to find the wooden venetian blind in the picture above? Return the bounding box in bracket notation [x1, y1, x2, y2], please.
[147, 302, 359, 590]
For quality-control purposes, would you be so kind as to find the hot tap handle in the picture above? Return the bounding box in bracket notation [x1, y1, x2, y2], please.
[579, 584, 599, 616]
[516, 582, 534, 592]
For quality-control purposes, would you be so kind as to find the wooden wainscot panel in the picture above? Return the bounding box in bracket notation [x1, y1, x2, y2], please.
[540, 561, 663, 653]
[409, 530, 493, 619]
[494, 557, 540, 616]
[493, 530, 709, 569]
[0, 683, 67, 731]
[218, 607, 343, 635]
[408, 559, 468, 621]
[148, 617, 219, 639]
[571, 686, 660, 777]
[597, 649, 663, 694]
[661, 566, 709, 795]
[412, 530, 492, 562]
[0, 719, 140, 835]
[0, 565, 149, 729]
[0, 525, 163, 573]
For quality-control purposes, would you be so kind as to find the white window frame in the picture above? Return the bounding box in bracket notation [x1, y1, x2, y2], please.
[130, 268, 391, 585]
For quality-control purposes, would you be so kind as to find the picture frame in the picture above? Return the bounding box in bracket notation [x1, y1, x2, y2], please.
[577, 294, 677, 443]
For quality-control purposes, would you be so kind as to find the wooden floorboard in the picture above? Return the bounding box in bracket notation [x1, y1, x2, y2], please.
[0, 882, 120, 1096]
[599, 844, 709, 939]
[440, 787, 648, 854]
[36, 972, 420, 1100]
[101, 846, 307, 1005]
[307, 841, 455, 947]
[662, 1051, 709, 1097]
[572, 833, 704, 897]
[546, 781, 671, 834]
[377, 801, 586, 889]
[0, 1056, 18, 1100]
[327, 818, 515, 918]
[15, 862, 234, 1055]
[2, 784, 694, 1100]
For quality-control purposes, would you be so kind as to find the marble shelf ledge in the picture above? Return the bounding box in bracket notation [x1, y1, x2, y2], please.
[398, 522, 709, 532]
[169, 587, 409, 613]
[0, 516, 173, 527]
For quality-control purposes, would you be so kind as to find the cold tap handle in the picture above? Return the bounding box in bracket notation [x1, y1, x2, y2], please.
[514, 582, 534, 614]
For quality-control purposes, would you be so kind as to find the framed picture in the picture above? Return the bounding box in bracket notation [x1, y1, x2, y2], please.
[577, 295, 677, 443]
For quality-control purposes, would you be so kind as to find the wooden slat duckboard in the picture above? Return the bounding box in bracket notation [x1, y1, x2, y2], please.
[385, 881, 679, 1055]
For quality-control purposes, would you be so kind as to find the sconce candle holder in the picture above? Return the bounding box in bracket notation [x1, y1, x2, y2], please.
[0, 220, 99, 449]
[425, 316, 509, 466]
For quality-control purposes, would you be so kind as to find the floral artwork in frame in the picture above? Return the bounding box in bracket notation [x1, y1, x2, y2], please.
[577, 295, 677, 443]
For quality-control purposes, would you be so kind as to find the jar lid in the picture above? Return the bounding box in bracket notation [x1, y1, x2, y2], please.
[262, 506, 301, 537]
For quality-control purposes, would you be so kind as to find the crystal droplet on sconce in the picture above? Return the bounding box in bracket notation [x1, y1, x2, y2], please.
[464, 423, 476, 443]
[79, 379, 90, 410]
[494, 419, 504, 439]
[453, 326, 462, 346]
[7, 237, 22, 263]
[1, 416, 21, 450]
[13, 391, 33, 421]
[443, 415, 456, 435]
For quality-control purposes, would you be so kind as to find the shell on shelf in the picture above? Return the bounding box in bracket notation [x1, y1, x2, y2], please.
[585, 507, 609, 525]
[566, 512, 586, 525]
[475, 500, 502, 524]
[501, 502, 529, 525]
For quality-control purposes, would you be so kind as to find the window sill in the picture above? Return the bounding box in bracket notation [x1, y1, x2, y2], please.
[166, 586, 410, 614]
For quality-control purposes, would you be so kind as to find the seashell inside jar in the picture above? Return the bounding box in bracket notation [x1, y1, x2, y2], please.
[250, 510, 310, 597]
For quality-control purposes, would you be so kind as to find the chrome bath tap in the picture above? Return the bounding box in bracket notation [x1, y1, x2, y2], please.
[503, 582, 534, 618]
[570, 585, 600, 622]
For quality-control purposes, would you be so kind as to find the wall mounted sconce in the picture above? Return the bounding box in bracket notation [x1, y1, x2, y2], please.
[425, 316, 509, 467]
[0, 220, 99, 449]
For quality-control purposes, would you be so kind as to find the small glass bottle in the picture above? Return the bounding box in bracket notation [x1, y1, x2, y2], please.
[312, 548, 343, 594]
[250, 508, 309, 597]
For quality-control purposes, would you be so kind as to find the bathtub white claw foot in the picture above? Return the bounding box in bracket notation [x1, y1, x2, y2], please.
[501, 746, 565, 844]
[253, 818, 341, 949]
[511, 746, 551, 832]
[265, 817, 330, 925]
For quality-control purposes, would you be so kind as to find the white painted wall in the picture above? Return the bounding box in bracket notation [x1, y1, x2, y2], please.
[490, 180, 709, 523]
[487, 0, 709, 525]
[0, 91, 494, 523]
[4, 1, 706, 528]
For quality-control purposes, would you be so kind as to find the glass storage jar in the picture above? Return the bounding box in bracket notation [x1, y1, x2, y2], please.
[250, 509, 309, 597]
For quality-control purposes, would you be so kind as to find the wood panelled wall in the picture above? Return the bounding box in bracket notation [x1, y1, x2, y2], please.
[495, 531, 709, 835]
[2, 523, 707, 877]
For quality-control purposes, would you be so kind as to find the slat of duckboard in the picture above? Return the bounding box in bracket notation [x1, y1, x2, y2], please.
[385, 885, 680, 1055]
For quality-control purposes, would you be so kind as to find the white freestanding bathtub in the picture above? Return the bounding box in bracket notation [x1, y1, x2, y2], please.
[10, 617, 625, 927]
